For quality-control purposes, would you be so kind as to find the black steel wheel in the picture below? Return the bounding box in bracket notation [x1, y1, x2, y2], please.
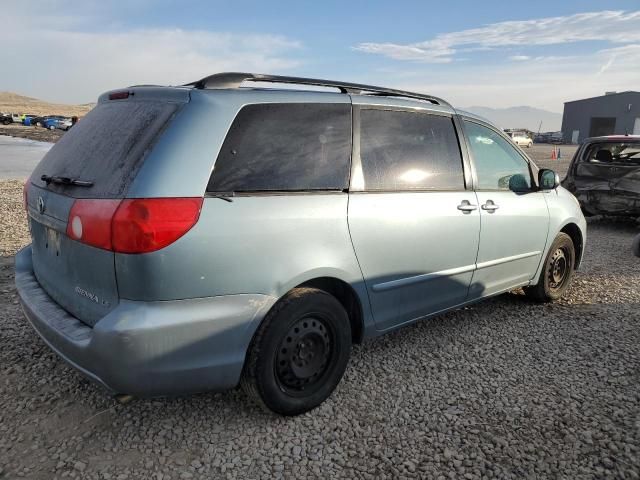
[548, 247, 570, 292]
[275, 314, 334, 395]
[242, 287, 351, 415]
[525, 232, 576, 302]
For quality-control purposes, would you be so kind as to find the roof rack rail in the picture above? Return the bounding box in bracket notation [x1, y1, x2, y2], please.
[183, 72, 452, 108]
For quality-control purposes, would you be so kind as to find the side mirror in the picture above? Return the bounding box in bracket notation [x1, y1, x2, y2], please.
[539, 169, 560, 190]
[507, 173, 530, 192]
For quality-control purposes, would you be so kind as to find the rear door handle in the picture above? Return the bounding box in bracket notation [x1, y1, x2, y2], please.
[457, 200, 478, 213]
[481, 200, 499, 212]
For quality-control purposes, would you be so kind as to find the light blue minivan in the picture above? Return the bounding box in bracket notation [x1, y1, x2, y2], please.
[16, 73, 586, 415]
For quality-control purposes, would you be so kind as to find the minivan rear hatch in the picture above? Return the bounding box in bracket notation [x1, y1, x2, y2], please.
[26, 88, 188, 326]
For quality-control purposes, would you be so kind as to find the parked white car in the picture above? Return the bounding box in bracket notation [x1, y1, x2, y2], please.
[511, 132, 533, 148]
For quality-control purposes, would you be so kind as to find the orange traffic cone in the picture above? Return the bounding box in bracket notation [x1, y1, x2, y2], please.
[551, 147, 557, 160]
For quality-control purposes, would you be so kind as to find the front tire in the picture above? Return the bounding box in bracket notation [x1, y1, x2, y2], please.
[524, 233, 575, 302]
[241, 287, 352, 416]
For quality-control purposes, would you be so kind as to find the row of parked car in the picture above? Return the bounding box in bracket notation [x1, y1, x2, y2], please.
[0, 113, 74, 130]
[505, 130, 565, 147]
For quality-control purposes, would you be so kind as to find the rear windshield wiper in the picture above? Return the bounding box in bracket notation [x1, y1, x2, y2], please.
[41, 174, 94, 188]
[206, 192, 234, 202]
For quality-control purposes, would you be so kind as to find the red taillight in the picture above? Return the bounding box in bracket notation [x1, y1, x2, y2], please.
[66, 198, 203, 254]
[108, 91, 131, 100]
[66, 199, 120, 250]
[112, 198, 203, 253]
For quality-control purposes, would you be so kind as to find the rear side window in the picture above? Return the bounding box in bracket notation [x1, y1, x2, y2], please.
[357, 109, 464, 191]
[208, 103, 351, 192]
[32, 101, 178, 198]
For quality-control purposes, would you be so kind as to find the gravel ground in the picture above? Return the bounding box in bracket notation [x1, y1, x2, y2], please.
[1, 171, 639, 478]
[528, 144, 576, 177]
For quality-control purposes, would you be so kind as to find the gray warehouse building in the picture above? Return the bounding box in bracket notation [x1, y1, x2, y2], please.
[561, 91, 640, 144]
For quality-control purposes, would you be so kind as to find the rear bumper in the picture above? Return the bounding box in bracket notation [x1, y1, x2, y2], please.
[15, 245, 276, 396]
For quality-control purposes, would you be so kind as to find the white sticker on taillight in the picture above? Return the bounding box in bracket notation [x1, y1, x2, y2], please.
[71, 216, 83, 239]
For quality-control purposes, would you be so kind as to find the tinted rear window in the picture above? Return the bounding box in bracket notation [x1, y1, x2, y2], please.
[208, 103, 351, 192]
[32, 101, 178, 198]
[358, 109, 464, 191]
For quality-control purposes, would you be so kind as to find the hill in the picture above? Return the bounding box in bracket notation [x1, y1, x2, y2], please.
[0, 92, 93, 117]
[461, 106, 562, 132]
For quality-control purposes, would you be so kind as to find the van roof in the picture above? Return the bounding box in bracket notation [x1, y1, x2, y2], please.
[182, 72, 454, 111]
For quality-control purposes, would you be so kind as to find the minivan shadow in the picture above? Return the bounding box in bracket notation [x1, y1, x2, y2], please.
[8, 257, 616, 423]
[97, 273, 524, 415]
[113, 285, 573, 424]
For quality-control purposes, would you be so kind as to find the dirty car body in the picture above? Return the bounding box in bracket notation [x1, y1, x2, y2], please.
[562, 136, 640, 216]
[15, 73, 586, 414]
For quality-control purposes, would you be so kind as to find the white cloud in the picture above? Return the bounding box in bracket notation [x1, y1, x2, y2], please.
[350, 9, 640, 110]
[596, 43, 640, 75]
[354, 10, 640, 62]
[388, 44, 640, 111]
[2, 5, 302, 103]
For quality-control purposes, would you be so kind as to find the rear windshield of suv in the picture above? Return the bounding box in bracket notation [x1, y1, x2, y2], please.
[208, 103, 351, 193]
[31, 100, 179, 198]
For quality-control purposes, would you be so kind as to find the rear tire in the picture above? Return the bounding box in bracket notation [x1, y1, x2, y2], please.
[241, 287, 352, 416]
[524, 233, 575, 302]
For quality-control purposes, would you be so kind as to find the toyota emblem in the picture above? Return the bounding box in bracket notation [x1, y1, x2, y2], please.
[37, 196, 45, 214]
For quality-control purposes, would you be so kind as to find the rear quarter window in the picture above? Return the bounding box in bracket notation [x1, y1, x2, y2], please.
[31, 100, 178, 198]
[208, 103, 352, 192]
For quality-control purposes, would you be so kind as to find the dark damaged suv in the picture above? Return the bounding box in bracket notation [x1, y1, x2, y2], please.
[563, 135, 640, 217]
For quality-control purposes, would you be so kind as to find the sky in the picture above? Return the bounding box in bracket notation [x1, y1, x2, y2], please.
[3, 1, 640, 112]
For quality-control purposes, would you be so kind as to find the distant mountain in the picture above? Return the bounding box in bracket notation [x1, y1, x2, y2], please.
[0, 92, 94, 117]
[460, 106, 562, 132]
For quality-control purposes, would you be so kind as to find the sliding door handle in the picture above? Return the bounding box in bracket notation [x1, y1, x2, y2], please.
[481, 200, 499, 212]
[457, 200, 478, 213]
